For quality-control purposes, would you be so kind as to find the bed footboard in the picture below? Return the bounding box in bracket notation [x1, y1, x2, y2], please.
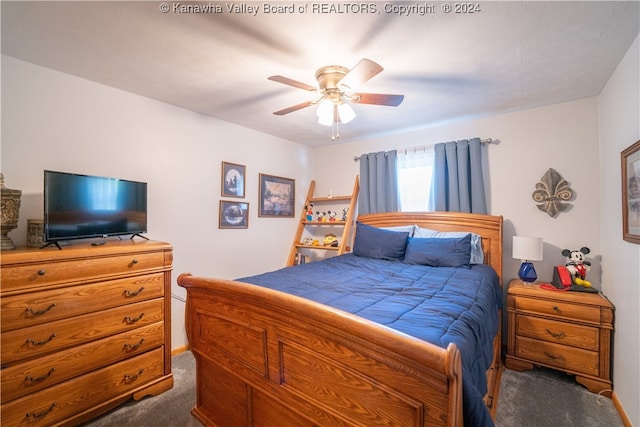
[178, 273, 464, 427]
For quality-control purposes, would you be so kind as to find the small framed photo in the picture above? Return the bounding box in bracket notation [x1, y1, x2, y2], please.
[622, 140, 640, 244]
[221, 162, 246, 198]
[219, 200, 249, 229]
[258, 173, 295, 217]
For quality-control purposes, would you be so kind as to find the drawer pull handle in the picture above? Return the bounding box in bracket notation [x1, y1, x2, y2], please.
[123, 287, 145, 298]
[25, 367, 56, 383]
[25, 303, 56, 316]
[132, 259, 139, 264]
[37, 269, 46, 276]
[123, 339, 145, 352]
[544, 351, 565, 361]
[25, 402, 57, 419]
[545, 329, 566, 339]
[123, 369, 144, 384]
[552, 305, 559, 311]
[123, 313, 145, 325]
[25, 333, 56, 347]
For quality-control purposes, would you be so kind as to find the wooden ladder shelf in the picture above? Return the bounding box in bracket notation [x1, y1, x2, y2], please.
[287, 176, 359, 266]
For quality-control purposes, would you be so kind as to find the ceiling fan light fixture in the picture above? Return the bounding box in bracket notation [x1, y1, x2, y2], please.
[269, 58, 402, 139]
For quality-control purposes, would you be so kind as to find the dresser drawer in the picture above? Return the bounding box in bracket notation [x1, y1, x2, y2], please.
[1, 299, 163, 366]
[1, 251, 166, 293]
[1, 322, 164, 403]
[516, 315, 598, 351]
[0, 347, 164, 427]
[515, 296, 600, 323]
[516, 335, 599, 376]
[1, 273, 165, 332]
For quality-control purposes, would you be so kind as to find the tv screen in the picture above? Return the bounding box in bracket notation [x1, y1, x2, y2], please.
[44, 170, 147, 242]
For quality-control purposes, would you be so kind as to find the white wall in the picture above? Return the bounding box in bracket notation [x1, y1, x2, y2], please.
[1, 55, 312, 350]
[598, 35, 640, 426]
[312, 97, 602, 287]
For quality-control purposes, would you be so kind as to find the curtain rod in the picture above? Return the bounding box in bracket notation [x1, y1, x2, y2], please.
[353, 138, 494, 161]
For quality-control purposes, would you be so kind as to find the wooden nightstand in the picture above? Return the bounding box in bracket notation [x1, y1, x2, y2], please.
[505, 279, 614, 396]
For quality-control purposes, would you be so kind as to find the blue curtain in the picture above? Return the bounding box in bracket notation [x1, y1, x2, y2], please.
[429, 138, 487, 214]
[358, 150, 399, 214]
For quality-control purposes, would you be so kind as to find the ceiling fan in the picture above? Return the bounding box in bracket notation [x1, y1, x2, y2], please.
[268, 58, 404, 140]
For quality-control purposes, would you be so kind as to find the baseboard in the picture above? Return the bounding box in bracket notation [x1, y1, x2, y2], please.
[612, 391, 632, 427]
[171, 345, 190, 356]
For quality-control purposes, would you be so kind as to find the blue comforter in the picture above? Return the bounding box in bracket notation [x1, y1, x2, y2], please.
[238, 253, 502, 426]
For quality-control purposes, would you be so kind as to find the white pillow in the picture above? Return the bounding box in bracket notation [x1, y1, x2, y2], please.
[381, 225, 416, 236]
[413, 226, 484, 264]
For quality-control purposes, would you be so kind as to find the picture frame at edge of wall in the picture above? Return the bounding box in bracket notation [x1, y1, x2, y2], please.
[621, 140, 640, 244]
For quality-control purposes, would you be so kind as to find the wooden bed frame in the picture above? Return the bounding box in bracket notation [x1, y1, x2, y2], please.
[178, 212, 503, 426]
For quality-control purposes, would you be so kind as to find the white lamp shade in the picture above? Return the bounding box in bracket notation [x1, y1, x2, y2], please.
[338, 103, 355, 123]
[316, 99, 334, 126]
[512, 236, 543, 261]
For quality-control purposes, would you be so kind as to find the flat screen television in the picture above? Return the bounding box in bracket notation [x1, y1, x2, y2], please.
[44, 170, 147, 245]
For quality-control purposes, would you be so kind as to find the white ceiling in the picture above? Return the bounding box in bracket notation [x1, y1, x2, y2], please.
[2, 1, 639, 147]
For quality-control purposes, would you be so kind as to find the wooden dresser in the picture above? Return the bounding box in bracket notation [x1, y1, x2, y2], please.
[505, 279, 614, 396]
[1, 239, 173, 426]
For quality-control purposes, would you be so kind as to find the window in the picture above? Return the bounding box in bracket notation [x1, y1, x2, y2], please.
[397, 149, 434, 212]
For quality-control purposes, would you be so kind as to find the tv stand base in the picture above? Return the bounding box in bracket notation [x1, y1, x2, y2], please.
[40, 241, 63, 250]
[130, 234, 149, 240]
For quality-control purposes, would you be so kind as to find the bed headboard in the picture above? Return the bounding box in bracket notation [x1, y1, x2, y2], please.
[357, 212, 504, 285]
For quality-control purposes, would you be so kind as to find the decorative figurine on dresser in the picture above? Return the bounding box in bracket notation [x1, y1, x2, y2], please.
[506, 259, 614, 396]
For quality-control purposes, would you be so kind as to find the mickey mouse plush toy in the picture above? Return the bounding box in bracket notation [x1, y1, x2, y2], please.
[562, 247, 592, 287]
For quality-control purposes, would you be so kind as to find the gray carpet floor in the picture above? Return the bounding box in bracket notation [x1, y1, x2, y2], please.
[84, 351, 623, 427]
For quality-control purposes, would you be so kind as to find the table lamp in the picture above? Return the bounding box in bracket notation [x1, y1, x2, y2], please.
[512, 236, 543, 282]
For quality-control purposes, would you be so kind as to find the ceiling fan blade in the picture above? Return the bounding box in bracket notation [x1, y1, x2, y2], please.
[351, 93, 404, 106]
[268, 75, 317, 92]
[338, 59, 383, 91]
[273, 101, 314, 115]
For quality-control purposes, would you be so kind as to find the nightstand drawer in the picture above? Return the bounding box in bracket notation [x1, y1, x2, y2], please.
[517, 315, 598, 351]
[516, 336, 599, 376]
[515, 296, 600, 323]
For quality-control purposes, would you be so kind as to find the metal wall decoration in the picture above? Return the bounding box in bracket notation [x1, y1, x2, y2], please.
[532, 168, 574, 217]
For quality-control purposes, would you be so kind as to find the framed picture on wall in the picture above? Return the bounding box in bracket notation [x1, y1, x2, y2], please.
[221, 162, 246, 198]
[258, 173, 295, 217]
[622, 140, 640, 244]
[219, 200, 249, 229]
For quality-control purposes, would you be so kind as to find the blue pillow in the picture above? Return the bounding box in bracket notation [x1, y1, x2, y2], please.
[404, 235, 472, 268]
[353, 222, 410, 260]
[413, 226, 484, 264]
